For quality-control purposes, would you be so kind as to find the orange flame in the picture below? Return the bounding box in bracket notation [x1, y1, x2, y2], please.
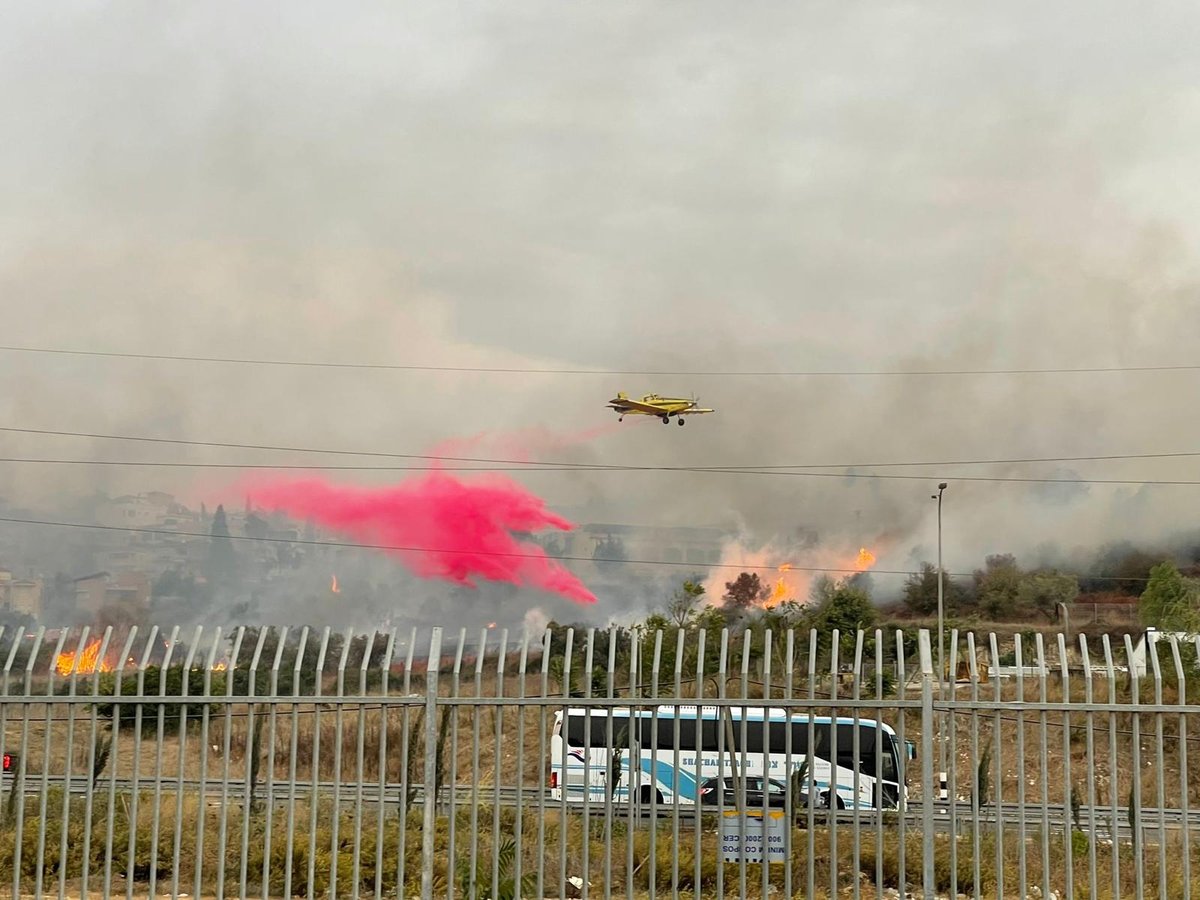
[487, 621, 497, 629]
[766, 563, 794, 608]
[331, 574, 340, 593]
[707, 541, 884, 613]
[763, 550, 875, 609]
[212, 661, 228, 672]
[55, 638, 113, 676]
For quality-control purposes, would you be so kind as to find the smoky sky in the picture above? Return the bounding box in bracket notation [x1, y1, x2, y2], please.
[3, 2, 1200, 624]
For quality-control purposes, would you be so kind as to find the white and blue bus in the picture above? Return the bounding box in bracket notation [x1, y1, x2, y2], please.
[550, 705, 913, 811]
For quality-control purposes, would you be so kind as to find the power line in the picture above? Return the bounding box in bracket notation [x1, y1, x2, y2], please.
[3, 425, 1199, 474]
[0, 514, 899, 576]
[0, 455, 1197, 487]
[0, 514, 1161, 584]
[0, 426, 583, 464]
[2, 343, 1199, 377]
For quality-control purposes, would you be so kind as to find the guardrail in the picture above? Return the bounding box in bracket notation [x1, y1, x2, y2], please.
[1, 623, 1198, 898]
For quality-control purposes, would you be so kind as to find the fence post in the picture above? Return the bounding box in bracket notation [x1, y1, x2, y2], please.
[918, 629, 936, 900]
[421, 627, 444, 900]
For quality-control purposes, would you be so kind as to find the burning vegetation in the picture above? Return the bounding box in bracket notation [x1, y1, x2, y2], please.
[758, 546, 879, 609]
[47, 629, 226, 677]
[54, 637, 114, 676]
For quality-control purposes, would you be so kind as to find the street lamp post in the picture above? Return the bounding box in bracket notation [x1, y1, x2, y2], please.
[932, 483, 948, 687]
[932, 482, 948, 793]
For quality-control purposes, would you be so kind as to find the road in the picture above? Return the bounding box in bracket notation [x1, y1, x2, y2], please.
[5, 772, 1194, 840]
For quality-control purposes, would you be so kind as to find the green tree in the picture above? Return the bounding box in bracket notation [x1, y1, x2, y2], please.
[902, 562, 968, 615]
[544, 621, 624, 685]
[608, 724, 630, 801]
[975, 744, 992, 807]
[207, 504, 239, 587]
[345, 631, 392, 670]
[688, 605, 732, 684]
[93, 666, 222, 735]
[636, 613, 679, 690]
[547, 654, 579, 696]
[819, 586, 877, 633]
[228, 626, 342, 696]
[791, 758, 811, 815]
[742, 602, 806, 672]
[1138, 561, 1200, 631]
[975, 554, 1022, 620]
[667, 579, 706, 627]
[1017, 570, 1079, 621]
[808, 579, 877, 662]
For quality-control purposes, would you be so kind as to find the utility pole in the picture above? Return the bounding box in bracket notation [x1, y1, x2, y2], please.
[932, 482, 948, 794]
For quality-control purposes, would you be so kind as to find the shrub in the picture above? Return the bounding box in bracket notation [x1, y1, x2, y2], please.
[93, 666, 225, 735]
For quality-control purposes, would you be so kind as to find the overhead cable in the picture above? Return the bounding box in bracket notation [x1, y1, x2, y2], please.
[2, 343, 1198, 377]
[0, 514, 1162, 584]
[1, 425, 1198, 472]
[0, 455, 1194, 486]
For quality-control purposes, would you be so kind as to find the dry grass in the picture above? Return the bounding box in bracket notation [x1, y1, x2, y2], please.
[3, 790, 1200, 898]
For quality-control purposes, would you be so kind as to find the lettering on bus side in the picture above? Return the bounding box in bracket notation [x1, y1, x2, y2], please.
[680, 755, 804, 770]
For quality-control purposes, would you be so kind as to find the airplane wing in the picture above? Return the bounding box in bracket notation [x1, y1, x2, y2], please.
[611, 398, 671, 414]
[677, 407, 715, 415]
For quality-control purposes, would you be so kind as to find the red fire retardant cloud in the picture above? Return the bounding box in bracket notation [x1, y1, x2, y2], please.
[249, 473, 596, 605]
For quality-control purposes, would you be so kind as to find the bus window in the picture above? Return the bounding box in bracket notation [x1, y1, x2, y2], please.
[646, 716, 695, 752]
[566, 713, 620, 748]
[814, 724, 885, 773]
[777, 721, 809, 755]
[674, 717, 698, 751]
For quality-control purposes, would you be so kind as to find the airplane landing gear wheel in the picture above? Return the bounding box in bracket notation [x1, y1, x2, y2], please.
[661, 416, 670, 424]
[678, 418, 685, 426]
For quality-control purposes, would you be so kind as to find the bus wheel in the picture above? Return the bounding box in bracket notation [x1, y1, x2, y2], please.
[823, 791, 845, 810]
[638, 785, 663, 805]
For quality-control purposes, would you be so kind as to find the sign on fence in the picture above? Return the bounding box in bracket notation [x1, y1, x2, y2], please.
[719, 809, 788, 863]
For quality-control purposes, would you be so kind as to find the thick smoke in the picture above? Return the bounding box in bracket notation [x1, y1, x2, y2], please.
[2, 4, 1200, 629]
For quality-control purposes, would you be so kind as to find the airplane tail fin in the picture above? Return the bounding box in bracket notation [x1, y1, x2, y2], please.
[617, 391, 628, 400]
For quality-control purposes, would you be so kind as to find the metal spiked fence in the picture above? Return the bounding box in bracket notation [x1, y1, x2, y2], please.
[0, 622, 1197, 899]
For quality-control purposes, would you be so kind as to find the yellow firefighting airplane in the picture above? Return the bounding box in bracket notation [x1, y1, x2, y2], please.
[607, 392, 715, 425]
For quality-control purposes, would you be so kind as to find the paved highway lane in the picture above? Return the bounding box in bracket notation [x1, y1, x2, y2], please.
[7, 773, 1195, 841]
